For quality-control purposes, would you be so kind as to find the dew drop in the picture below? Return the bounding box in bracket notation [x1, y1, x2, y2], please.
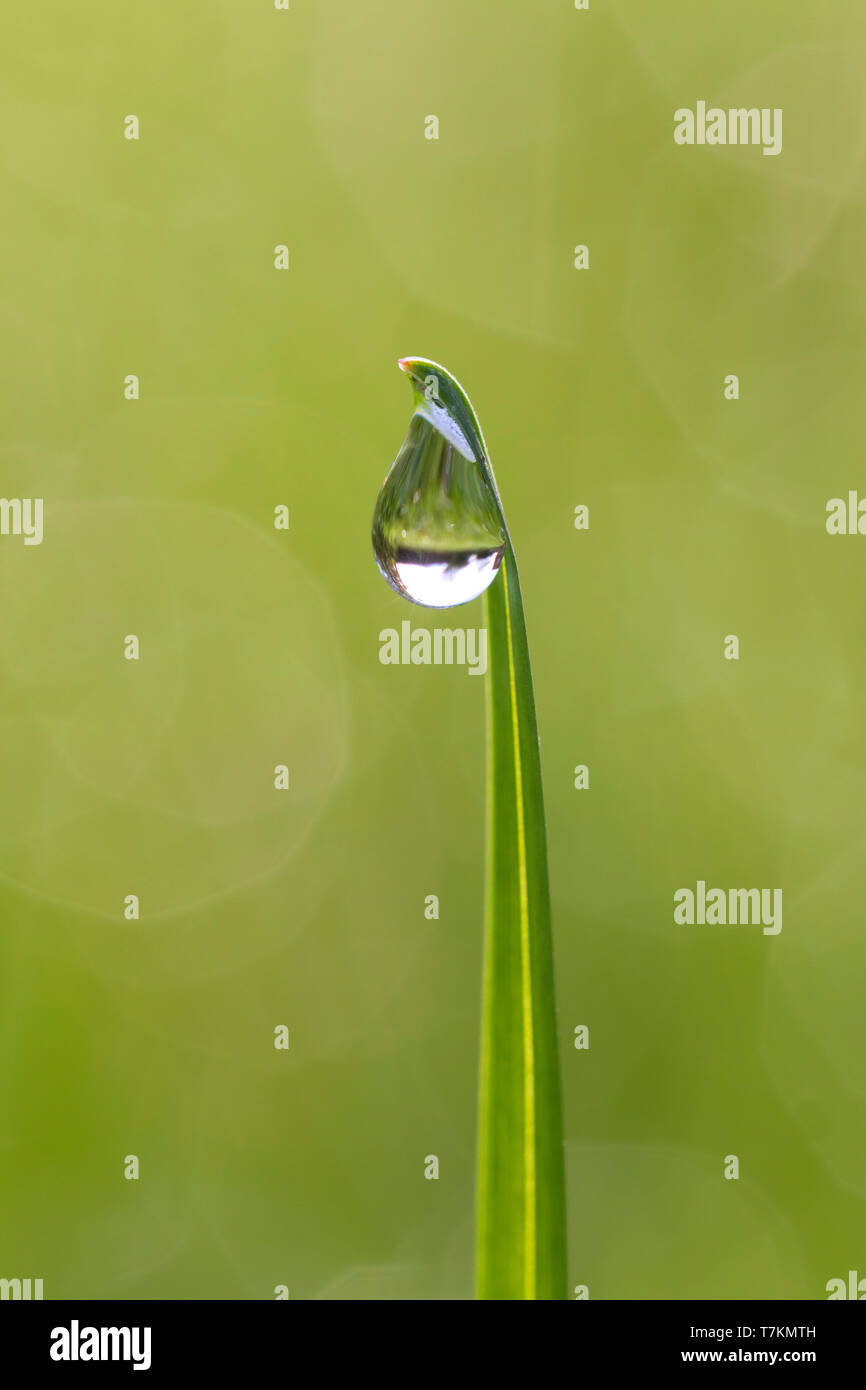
[372, 367, 505, 609]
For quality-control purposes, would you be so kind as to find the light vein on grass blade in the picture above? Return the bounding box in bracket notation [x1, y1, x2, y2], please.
[503, 557, 537, 1298]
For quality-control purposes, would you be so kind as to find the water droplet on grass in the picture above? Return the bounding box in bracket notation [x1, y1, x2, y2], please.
[372, 364, 505, 608]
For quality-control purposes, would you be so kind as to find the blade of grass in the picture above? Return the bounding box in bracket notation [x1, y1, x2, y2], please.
[389, 358, 567, 1300]
[478, 540, 567, 1300]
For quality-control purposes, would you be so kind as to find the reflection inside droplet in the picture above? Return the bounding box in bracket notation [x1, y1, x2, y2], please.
[389, 549, 504, 608]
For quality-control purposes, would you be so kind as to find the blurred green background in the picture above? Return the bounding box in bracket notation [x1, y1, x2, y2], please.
[1, 1, 865, 1299]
